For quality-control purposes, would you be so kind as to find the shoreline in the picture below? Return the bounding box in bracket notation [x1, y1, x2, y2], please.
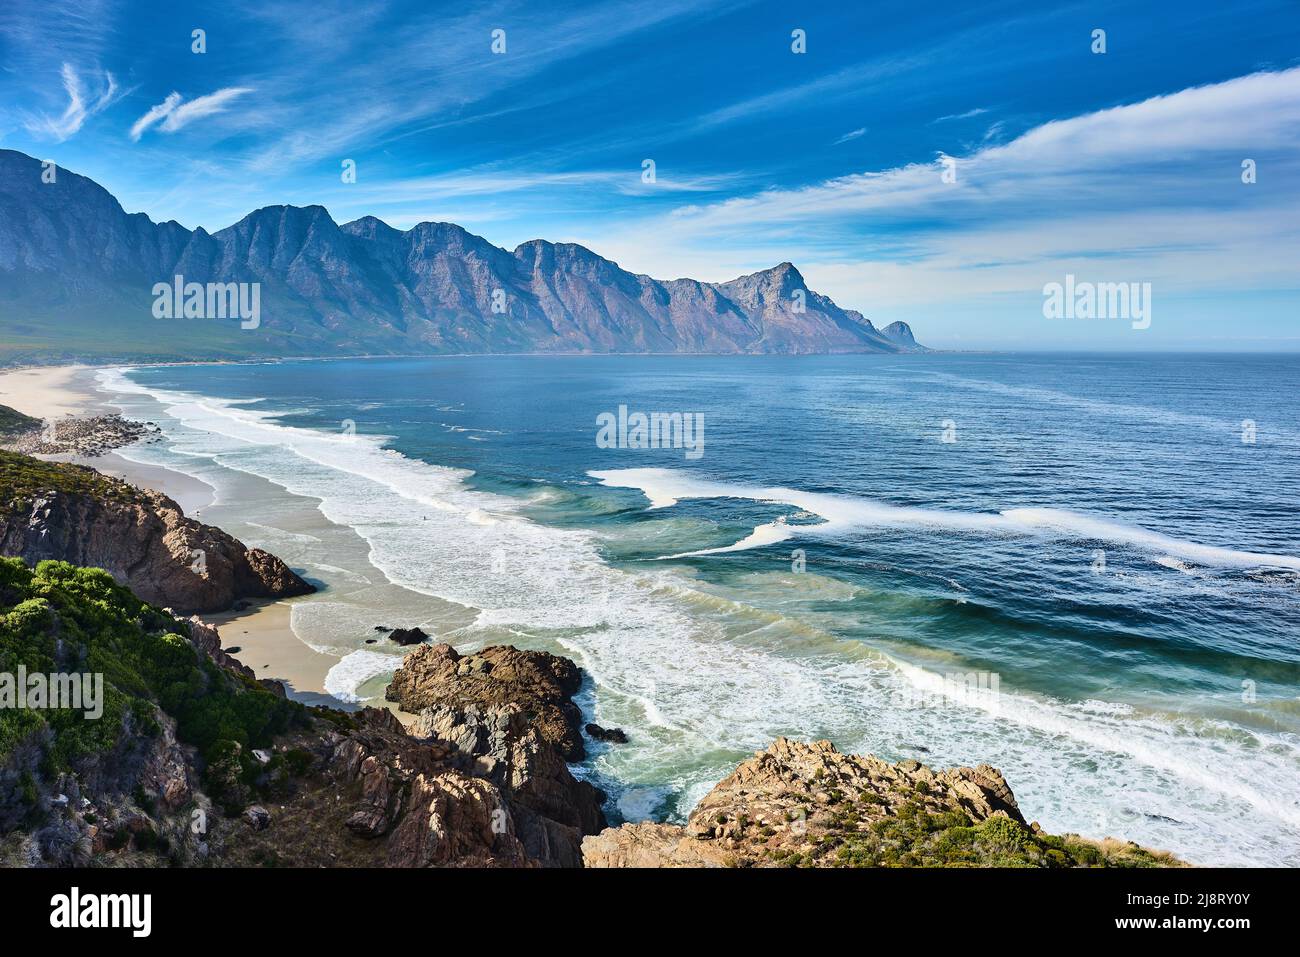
[0, 363, 372, 710]
[4, 360, 1297, 867]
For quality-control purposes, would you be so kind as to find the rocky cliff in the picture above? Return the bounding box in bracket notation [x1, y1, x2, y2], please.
[0, 450, 313, 613]
[0, 559, 600, 868]
[582, 737, 1183, 868]
[211, 640, 613, 868]
[0, 148, 924, 362]
[385, 643, 607, 867]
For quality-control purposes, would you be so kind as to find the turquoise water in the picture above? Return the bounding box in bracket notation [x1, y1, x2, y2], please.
[100, 354, 1300, 866]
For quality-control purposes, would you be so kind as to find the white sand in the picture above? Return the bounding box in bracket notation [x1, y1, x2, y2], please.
[0, 364, 96, 418]
[204, 600, 344, 709]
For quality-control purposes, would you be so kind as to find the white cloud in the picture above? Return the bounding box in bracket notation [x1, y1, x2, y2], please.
[23, 63, 122, 141]
[834, 128, 867, 145]
[933, 107, 988, 123]
[129, 92, 182, 141]
[572, 66, 1300, 312]
[129, 87, 254, 140]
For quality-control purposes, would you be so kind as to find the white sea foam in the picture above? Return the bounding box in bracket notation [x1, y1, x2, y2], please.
[660, 520, 796, 559]
[325, 650, 402, 702]
[95, 369, 1300, 865]
[592, 468, 1300, 571]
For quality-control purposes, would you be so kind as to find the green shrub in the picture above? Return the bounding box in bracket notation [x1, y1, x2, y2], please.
[0, 557, 307, 815]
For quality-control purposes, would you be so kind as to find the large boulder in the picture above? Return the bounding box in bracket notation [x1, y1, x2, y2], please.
[387, 643, 606, 866]
[387, 643, 586, 760]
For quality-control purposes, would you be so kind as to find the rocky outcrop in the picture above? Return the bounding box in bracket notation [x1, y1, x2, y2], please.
[0, 455, 314, 613]
[1, 413, 162, 456]
[324, 710, 534, 867]
[387, 643, 586, 761]
[388, 626, 428, 646]
[387, 643, 605, 866]
[149, 636, 609, 868]
[586, 723, 628, 744]
[583, 737, 1177, 868]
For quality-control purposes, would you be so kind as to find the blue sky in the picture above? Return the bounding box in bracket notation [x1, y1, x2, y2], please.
[2, 0, 1298, 349]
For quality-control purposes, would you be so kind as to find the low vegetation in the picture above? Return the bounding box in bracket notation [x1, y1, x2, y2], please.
[767, 799, 1182, 868]
[0, 558, 308, 814]
[0, 449, 142, 506]
[0, 404, 40, 440]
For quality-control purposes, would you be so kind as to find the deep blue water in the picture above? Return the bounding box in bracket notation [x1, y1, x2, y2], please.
[106, 353, 1300, 865]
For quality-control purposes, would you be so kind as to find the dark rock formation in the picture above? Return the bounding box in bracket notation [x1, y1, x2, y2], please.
[388, 626, 428, 646]
[323, 710, 534, 867]
[585, 723, 628, 744]
[387, 643, 586, 761]
[386, 643, 604, 866]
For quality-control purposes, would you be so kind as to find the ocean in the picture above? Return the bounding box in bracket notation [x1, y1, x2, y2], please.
[95, 353, 1300, 866]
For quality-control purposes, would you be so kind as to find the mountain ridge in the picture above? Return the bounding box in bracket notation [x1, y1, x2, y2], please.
[0, 149, 923, 362]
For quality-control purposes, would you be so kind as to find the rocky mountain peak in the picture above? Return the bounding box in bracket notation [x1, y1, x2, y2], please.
[0, 148, 926, 358]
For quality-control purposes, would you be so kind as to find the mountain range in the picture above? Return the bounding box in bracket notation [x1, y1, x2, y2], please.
[0, 149, 922, 362]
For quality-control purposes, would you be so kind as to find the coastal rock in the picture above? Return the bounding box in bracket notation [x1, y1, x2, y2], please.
[411, 701, 607, 866]
[325, 710, 532, 867]
[0, 451, 315, 613]
[1, 413, 161, 457]
[388, 626, 428, 646]
[585, 723, 628, 744]
[391, 644, 607, 866]
[387, 643, 586, 761]
[583, 737, 1027, 868]
[580, 822, 734, 868]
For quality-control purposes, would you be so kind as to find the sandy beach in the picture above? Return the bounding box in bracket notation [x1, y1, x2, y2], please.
[0, 363, 365, 707]
[0, 364, 97, 419]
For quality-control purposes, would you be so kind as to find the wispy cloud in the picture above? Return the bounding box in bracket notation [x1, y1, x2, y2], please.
[575, 68, 1300, 310]
[130, 87, 255, 140]
[129, 92, 181, 141]
[240, 0, 740, 171]
[23, 63, 122, 141]
[933, 106, 988, 123]
[834, 127, 867, 145]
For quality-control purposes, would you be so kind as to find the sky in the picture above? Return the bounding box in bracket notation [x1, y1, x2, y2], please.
[1, 0, 1298, 350]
